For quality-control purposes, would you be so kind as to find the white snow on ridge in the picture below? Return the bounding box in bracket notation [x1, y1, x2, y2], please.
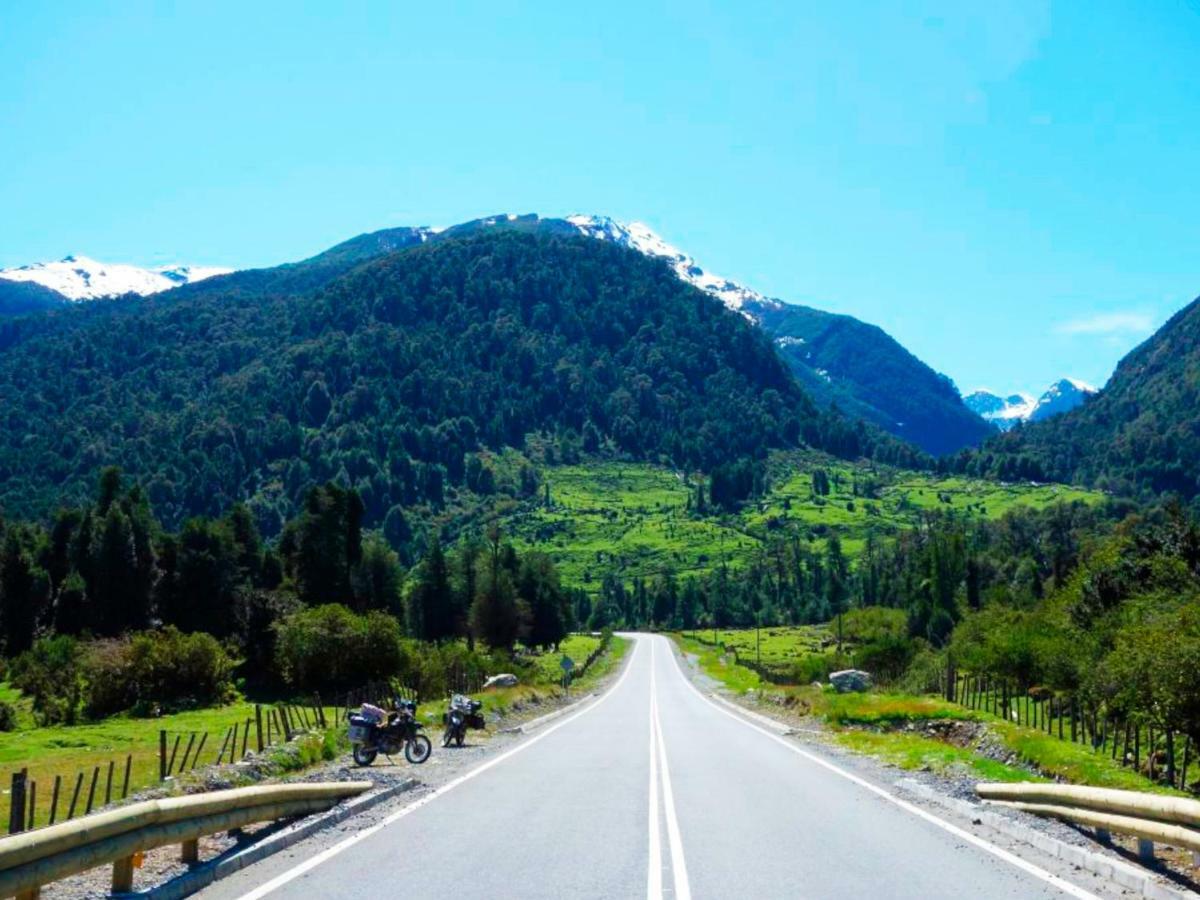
[0, 255, 232, 301]
[566, 214, 779, 316]
[965, 378, 1097, 430]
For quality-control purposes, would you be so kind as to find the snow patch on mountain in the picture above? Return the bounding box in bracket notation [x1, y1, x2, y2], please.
[965, 378, 1097, 430]
[0, 255, 232, 301]
[566, 215, 778, 316]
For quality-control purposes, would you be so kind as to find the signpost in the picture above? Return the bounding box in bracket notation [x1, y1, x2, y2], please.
[560, 655, 575, 694]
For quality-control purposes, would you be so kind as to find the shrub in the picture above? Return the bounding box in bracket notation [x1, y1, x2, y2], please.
[0, 700, 18, 731]
[788, 653, 839, 685]
[275, 604, 409, 691]
[9, 635, 84, 724]
[82, 628, 237, 717]
[853, 636, 918, 684]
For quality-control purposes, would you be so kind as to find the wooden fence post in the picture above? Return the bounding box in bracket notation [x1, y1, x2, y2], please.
[27, 780, 36, 831]
[122, 754, 132, 799]
[255, 705, 264, 753]
[8, 770, 27, 834]
[67, 771, 83, 819]
[181, 733, 197, 773]
[159, 729, 168, 781]
[85, 766, 99, 814]
[49, 774, 62, 825]
[105, 759, 115, 805]
[192, 733, 208, 770]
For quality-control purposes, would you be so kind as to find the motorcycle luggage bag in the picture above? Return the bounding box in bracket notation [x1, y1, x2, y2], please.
[359, 703, 386, 723]
[347, 713, 374, 743]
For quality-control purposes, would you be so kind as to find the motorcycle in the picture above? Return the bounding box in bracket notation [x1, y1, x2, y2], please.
[442, 693, 485, 747]
[348, 698, 432, 766]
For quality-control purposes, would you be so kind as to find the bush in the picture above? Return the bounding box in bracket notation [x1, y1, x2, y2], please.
[897, 644, 944, 694]
[788, 653, 840, 685]
[10, 635, 84, 725]
[852, 636, 918, 684]
[275, 604, 409, 691]
[0, 700, 18, 731]
[82, 628, 237, 717]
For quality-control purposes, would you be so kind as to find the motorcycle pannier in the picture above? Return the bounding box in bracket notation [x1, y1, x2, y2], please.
[347, 713, 373, 743]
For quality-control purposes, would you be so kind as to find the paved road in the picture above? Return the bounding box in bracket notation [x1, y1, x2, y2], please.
[231, 635, 1104, 899]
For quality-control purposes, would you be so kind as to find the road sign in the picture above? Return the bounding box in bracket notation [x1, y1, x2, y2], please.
[560, 655, 575, 673]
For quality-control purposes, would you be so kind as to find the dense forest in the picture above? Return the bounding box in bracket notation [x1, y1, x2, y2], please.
[0, 468, 579, 723]
[754, 301, 994, 456]
[949, 295, 1200, 503]
[0, 230, 923, 539]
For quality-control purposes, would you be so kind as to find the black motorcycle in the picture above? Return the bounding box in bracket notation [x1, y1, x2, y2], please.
[442, 693, 485, 747]
[348, 698, 433, 766]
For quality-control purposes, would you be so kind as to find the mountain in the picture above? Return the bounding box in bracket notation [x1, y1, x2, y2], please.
[964, 379, 1095, 431]
[0, 278, 69, 316]
[963, 298, 1200, 498]
[0, 213, 990, 458]
[0, 254, 230, 301]
[963, 391, 1034, 428]
[566, 215, 991, 456]
[0, 227, 923, 534]
[1029, 378, 1097, 422]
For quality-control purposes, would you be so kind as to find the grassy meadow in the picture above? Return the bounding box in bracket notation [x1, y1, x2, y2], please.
[502, 452, 1102, 588]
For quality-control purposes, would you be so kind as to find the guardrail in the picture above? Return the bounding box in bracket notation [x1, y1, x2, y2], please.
[977, 782, 1200, 863]
[0, 781, 371, 898]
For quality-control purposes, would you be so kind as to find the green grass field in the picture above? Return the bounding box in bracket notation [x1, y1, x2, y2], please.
[0, 701, 264, 829]
[503, 452, 1102, 589]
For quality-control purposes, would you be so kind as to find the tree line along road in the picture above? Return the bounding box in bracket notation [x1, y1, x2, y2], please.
[210, 635, 1123, 899]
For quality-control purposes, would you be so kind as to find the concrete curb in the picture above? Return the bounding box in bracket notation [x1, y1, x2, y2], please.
[704, 689, 792, 735]
[894, 779, 1197, 900]
[505, 693, 597, 734]
[135, 779, 418, 899]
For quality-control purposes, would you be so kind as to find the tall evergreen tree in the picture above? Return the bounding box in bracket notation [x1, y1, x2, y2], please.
[0, 528, 42, 654]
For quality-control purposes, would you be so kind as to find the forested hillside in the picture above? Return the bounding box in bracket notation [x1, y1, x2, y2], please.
[0, 230, 922, 537]
[955, 296, 1200, 502]
[754, 302, 993, 456]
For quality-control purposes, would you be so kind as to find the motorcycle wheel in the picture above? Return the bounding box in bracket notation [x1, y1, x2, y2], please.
[352, 745, 378, 767]
[442, 727, 454, 748]
[454, 732, 464, 748]
[405, 734, 432, 764]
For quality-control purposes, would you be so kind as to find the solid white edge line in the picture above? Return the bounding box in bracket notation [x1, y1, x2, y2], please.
[651, 642, 692, 900]
[647, 640, 663, 900]
[661, 636, 1103, 900]
[235, 637, 644, 900]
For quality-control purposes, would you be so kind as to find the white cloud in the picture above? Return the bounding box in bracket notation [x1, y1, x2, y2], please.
[1055, 312, 1154, 336]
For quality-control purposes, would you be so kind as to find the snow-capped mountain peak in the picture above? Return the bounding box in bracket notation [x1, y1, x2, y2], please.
[0, 255, 232, 301]
[965, 379, 1097, 430]
[566, 215, 776, 315]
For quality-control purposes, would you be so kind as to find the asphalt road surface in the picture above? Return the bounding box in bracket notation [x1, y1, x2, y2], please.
[229, 634, 1108, 899]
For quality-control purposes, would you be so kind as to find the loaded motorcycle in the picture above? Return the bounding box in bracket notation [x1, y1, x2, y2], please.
[348, 698, 432, 766]
[442, 693, 485, 747]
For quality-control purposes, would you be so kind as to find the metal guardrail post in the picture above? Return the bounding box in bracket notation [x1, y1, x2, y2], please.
[1137, 838, 1155, 863]
[112, 855, 134, 893]
[181, 837, 199, 864]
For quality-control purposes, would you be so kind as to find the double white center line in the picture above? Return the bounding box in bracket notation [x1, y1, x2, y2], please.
[647, 639, 691, 900]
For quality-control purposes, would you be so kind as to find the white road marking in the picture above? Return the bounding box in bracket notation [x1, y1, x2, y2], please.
[651, 640, 692, 900]
[661, 635, 1102, 900]
[235, 637, 644, 900]
[648, 644, 663, 900]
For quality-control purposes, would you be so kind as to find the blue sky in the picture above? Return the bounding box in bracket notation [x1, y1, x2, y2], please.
[2, 1, 1198, 395]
